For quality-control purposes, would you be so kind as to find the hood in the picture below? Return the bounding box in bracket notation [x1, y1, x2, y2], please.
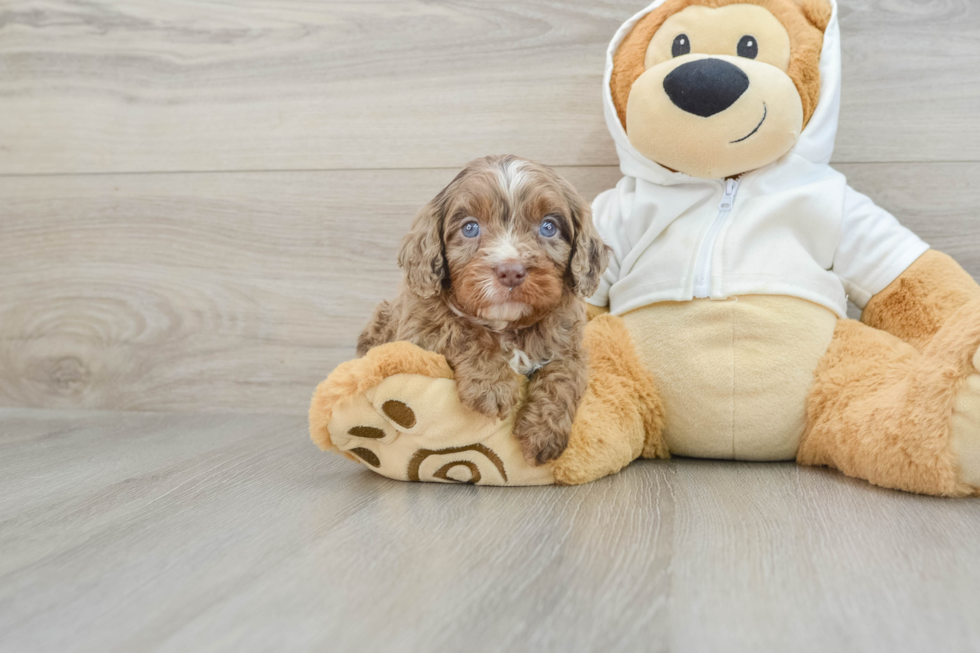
[602, 0, 841, 185]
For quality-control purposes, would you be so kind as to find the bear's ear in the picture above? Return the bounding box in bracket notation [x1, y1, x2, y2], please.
[795, 0, 832, 32]
[609, 5, 677, 131]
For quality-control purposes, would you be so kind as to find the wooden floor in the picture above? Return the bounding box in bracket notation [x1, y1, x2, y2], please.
[4, 0, 980, 650]
[3, 408, 980, 653]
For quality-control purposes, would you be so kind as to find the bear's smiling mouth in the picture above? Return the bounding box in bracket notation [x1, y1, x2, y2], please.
[730, 104, 768, 144]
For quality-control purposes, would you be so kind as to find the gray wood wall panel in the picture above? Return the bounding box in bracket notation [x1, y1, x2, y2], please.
[2, 0, 979, 413]
[2, 163, 977, 415]
[1, 0, 978, 175]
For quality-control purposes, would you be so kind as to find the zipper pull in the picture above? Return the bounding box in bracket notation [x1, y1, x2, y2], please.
[719, 178, 739, 211]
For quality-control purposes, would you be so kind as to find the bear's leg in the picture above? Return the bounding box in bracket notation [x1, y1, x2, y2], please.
[548, 314, 668, 485]
[862, 250, 980, 351]
[799, 299, 980, 496]
[310, 315, 666, 486]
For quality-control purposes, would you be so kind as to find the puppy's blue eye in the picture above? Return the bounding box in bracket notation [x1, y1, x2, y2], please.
[539, 219, 558, 238]
[462, 222, 480, 238]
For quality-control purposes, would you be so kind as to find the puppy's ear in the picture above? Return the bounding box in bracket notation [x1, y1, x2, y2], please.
[398, 192, 448, 299]
[563, 182, 609, 299]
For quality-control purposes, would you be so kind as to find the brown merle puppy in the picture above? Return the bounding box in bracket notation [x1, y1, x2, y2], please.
[357, 155, 609, 465]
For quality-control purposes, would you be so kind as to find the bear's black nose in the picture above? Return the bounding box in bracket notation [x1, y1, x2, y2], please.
[663, 59, 749, 118]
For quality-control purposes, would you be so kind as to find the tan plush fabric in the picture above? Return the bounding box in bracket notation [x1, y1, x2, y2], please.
[799, 299, 980, 496]
[852, 250, 980, 492]
[623, 295, 837, 460]
[625, 52, 804, 179]
[311, 342, 553, 486]
[309, 341, 454, 452]
[586, 303, 610, 321]
[310, 316, 665, 486]
[550, 315, 668, 485]
[629, 5, 802, 177]
[861, 250, 980, 351]
[950, 366, 980, 488]
[329, 373, 554, 486]
[644, 5, 792, 71]
[610, 0, 828, 132]
[310, 253, 980, 495]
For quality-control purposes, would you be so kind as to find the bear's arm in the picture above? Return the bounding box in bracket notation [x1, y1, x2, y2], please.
[861, 250, 980, 351]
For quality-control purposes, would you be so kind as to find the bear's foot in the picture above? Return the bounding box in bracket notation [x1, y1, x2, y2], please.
[949, 346, 980, 491]
[802, 299, 980, 496]
[309, 342, 554, 486]
[309, 315, 668, 487]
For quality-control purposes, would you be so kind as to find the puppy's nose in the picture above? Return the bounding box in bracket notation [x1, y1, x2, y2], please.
[663, 59, 749, 118]
[495, 261, 527, 288]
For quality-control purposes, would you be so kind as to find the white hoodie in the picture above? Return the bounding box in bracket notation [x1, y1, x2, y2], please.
[589, 0, 929, 318]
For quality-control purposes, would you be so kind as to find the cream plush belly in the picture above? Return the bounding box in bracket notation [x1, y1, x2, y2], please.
[622, 296, 838, 461]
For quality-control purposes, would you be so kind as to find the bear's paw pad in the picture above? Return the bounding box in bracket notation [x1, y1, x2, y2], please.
[325, 373, 553, 486]
[950, 369, 980, 490]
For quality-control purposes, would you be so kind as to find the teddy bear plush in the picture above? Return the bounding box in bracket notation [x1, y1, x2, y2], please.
[310, 0, 980, 496]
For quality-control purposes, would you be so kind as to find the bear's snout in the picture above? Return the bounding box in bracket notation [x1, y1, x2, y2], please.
[663, 59, 749, 118]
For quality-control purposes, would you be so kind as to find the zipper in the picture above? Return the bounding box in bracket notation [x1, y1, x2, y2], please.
[693, 177, 741, 298]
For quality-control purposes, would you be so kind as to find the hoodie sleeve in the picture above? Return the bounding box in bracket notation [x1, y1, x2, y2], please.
[832, 186, 930, 310]
[587, 185, 627, 308]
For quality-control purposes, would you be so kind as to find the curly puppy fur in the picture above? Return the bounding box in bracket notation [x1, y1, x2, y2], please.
[358, 155, 609, 465]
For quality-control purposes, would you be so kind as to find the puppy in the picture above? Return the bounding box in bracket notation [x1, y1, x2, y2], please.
[357, 155, 609, 465]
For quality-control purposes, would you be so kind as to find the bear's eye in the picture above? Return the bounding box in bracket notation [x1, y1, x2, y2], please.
[672, 34, 691, 57]
[737, 35, 759, 59]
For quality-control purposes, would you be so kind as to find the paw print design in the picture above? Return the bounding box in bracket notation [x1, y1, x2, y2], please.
[310, 342, 554, 486]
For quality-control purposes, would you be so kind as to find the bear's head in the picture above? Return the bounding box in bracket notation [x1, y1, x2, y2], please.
[611, 0, 832, 179]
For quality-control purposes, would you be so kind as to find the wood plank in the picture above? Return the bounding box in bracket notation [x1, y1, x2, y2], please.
[2, 163, 978, 415]
[1, 0, 978, 175]
[2, 408, 979, 652]
[836, 0, 980, 164]
[0, 166, 620, 415]
[666, 462, 980, 652]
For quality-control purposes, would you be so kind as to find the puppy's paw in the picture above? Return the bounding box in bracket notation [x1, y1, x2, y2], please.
[457, 376, 521, 421]
[514, 411, 572, 466]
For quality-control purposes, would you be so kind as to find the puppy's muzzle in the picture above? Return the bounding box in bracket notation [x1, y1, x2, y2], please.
[495, 261, 527, 289]
[663, 59, 749, 118]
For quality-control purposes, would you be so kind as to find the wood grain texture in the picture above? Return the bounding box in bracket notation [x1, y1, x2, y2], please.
[4, 3, 980, 650]
[1, 0, 979, 175]
[2, 408, 979, 653]
[3, 163, 978, 415]
[0, 166, 616, 414]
